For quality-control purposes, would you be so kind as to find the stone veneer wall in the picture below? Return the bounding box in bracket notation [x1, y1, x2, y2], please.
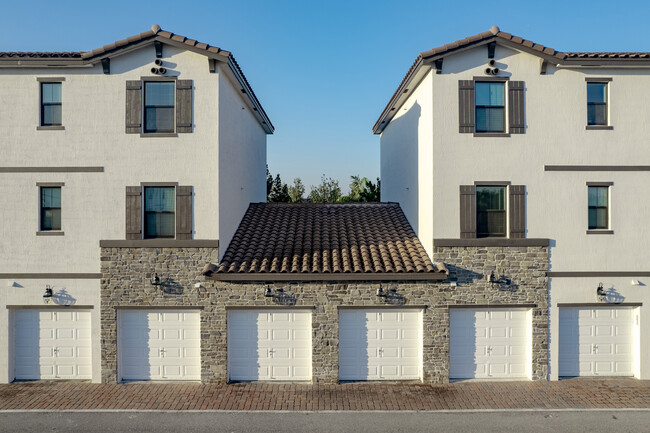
[101, 245, 548, 384]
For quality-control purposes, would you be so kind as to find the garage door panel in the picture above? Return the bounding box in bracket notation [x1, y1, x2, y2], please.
[13, 309, 92, 381]
[559, 307, 634, 377]
[450, 308, 530, 380]
[119, 310, 200, 381]
[228, 310, 312, 381]
[339, 309, 422, 381]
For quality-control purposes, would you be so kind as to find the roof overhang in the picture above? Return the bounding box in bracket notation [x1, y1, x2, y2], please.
[209, 272, 448, 282]
[373, 27, 650, 134]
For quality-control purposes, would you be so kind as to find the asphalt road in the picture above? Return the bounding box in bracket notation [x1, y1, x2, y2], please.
[0, 410, 648, 433]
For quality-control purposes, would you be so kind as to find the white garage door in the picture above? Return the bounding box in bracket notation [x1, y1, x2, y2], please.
[119, 310, 201, 381]
[228, 310, 312, 381]
[339, 309, 422, 381]
[450, 308, 531, 380]
[559, 307, 634, 377]
[13, 309, 92, 380]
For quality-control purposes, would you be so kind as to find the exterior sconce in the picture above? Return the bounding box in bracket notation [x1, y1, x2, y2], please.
[151, 273, 162, 287]
[43, 285, 53, 304]
[376, 286, 386, 297]
[487, 271, 498, 285]
[264, 286, 284, 298]
[597, 282, 606, 301]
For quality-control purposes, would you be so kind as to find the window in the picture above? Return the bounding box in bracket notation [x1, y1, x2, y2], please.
[475, 82, 505, 133]
[587, 82, 608, 126]
[476, 186, 506, 237]
[40, 187, 61, 231]
[588, 186, 609, 230]
[41, 82, 62, 126]
[144, 81, 175, 133]
[144, 186, 175, 238]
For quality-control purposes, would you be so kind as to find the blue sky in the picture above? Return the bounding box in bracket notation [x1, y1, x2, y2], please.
[3, 0, 649, 193]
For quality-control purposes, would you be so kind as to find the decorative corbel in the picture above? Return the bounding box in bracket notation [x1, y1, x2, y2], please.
[434, 58, 443, 74]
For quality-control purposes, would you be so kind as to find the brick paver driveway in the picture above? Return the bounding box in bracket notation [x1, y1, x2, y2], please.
[1, 380, 649, 411]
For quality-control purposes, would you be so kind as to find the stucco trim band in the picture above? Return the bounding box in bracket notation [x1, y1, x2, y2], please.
[548, 271, 650, 277]
[0, 273, 102, 279]
[99, 240, 219, 248]
[434, 238, 550, 247]
[6, 305, 94, 309]
[545, 165, 650, 171]
[0, 167, 104, 173]
[114, 306, 204, 310]
[448, 303, 537, 309]
[556, 302, 642, 307]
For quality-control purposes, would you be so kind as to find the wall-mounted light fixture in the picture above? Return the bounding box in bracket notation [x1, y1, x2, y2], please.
[43, 285, 53, 304]
[597, 282, 606, 301]
[487, 271, 498, 285]
[151, 273, 162, 287]
[264, 286, 284, 298]
[376, 286, 386, 297]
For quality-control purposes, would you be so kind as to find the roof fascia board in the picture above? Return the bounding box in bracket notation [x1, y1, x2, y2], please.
[222, 57, 274, 134]
[0, 58, 91, 68]
[151, 37, 230, 62]
[373, 60, 428, 134]
[210, 272, 448, 282]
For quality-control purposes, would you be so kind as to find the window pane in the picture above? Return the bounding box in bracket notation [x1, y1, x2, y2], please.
[145, 82, 174, 106]
[475, 82, 504, 106]
[41, 187, 61, 208]
[42, 104, 62, 126]
[145, 107, 174, 132]
[145, 212, 175, 237]
[477, 186, 505, 211]
[588, 187, 607, 207]
[476, 107, 505, 132]
[589, 208, 608, 229]
[41, 209, 61, 231]
[587, 104, 606, 126]
[42, 83, 61, 104]
[587, 83, 606, 103]
[145, 187, 175, 211]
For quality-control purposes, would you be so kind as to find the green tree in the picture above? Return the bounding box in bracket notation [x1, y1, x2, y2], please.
[269, 173, 290, 202]
[288, 178, 305, 203]
[309, 175, 342, 203]
[266, 165, 273, 201]
[345, 176, 381, 202]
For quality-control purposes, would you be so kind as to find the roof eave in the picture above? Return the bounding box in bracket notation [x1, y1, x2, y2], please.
[209, 272, 448, 282]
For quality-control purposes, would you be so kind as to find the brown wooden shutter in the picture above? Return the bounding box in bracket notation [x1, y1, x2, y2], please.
[508, 81, 525, 134]
[175, 186, 193, 239]
[458, 80, 475, 133]
[125, 186, 142, 240]
[509, 185, 526, 238]
[460, 185, 476, 238]
[125, 81, 142, 134]
[176, 80, 193, 133]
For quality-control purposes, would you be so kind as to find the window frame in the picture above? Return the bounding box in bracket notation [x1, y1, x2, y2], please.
[36, 77, 65, 131]
[472, 77, 510, 137]
[585, 78, 612, 130]
[586, 182, 613, 234]
[37, 183, 64, 235]
[142, 184, 177, 239]
[474, 81, 506, 134]
[475, 184, 508, 238]
[142, 78, 176, 135]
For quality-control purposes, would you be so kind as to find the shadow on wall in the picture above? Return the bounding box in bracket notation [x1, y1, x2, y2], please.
[52, 288, 76, 306]
[381, 102, 421, 234]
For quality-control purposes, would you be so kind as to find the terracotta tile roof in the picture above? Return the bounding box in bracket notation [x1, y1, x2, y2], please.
[216, 203, 447, 277]
[373, 25, 650, 133]
[0, 52, 82, 58]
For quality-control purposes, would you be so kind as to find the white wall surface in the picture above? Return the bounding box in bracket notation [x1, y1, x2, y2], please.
[0, 279, 101, 383]
[549, 276, 648, 380]
[217, 67, 267, 260]
[380, 69, 434, 252]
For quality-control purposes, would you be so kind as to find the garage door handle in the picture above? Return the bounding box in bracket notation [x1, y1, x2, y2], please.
[593, 345, 598, 353]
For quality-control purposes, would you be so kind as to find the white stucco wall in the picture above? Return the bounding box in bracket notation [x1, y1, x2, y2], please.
[380, 41, 650, 380]
[0, 41, 268, 382]
[0, 279, 101, 383]
[217, 67, 267, 260]
[380, 69, 434, 252]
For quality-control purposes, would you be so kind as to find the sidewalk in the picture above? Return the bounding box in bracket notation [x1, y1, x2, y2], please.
[1, 380, 649, 411]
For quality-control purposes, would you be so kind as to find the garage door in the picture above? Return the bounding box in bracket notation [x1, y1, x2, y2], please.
[559, 307, 634, 377]
[339, 309, 422, 381]
[228, 310, 312, 381]
[13, 309, 92, 380]
[119, 310, 201, 381]
[450, 308, 531, 380]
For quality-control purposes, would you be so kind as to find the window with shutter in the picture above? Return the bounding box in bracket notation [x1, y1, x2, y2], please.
[125, 81, 142, 134]
[125, 186, 142, 239]
[459, 79, 526, 135]
[126, 79, 193, 135]
[459, 184, 527, 239]
[508, 81, 525, 134]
